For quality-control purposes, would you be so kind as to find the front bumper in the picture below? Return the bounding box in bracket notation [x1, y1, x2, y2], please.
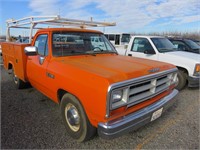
[98, 89, 178, 139]
[188, 76, 200, 87]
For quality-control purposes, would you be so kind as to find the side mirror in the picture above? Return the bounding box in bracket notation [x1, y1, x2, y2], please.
[24, 46, 37, 56]
[144, 49, 156, 55]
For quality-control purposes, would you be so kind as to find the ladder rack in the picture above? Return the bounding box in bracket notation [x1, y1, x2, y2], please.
[6, 15, 116, 43]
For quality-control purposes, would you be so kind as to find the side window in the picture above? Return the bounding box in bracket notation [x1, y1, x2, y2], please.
[34, 34, 48, 56]
[104, 34, 109, 39]
[108, 35, 115, 41]
[131, 38, 154, 53]
[171, 41, 188, 51]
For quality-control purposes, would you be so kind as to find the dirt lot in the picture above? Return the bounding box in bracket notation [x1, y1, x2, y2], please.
[1, 64, 200, 149]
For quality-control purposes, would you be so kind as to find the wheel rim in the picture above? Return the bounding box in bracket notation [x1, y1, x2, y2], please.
[65, 103, 80, 132]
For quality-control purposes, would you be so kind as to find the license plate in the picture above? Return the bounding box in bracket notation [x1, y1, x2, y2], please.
[151, 107, 163, 121]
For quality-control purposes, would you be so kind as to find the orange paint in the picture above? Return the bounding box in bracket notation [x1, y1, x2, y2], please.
[2, 28, 177, 127]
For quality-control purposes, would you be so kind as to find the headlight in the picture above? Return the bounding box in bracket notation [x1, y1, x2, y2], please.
[171, 72, 178, 84]
[111, 88, 129, 109]
[194, 64, 200, 76]
[112, 90, 123, 103]
[168, 72, 178, 85]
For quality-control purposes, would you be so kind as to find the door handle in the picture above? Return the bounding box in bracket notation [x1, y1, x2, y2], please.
[128, 54, 132, 56]
[27, 58, 32, 60]
[46, 72, 55, 79]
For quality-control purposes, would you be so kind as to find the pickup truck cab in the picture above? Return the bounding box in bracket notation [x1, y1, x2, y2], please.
[168, 38, 200, 54]
[124, 36, 200, 90]
[2, 17, 179, 142]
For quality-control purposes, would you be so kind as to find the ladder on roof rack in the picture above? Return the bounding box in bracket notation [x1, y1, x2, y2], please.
[6, 15, 116, 43]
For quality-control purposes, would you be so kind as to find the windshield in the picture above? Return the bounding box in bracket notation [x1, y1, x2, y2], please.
[184, 39, 200, 49]
[52, 32, 116, 56]
[151, 38, 176, 53]
[121, 34, 131, 43]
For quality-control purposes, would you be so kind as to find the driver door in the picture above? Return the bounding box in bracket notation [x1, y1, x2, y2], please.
[27, 33, 51, 96]
[127, 38, 158, 61]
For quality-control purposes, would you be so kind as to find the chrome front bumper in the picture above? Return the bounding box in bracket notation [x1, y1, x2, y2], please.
[98, 89, 179, 139]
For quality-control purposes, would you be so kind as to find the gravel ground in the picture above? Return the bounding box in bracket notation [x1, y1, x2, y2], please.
[1, 64, 200, 149]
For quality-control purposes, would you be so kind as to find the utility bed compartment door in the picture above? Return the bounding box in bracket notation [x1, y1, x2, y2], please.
[2, 42, 30, 82]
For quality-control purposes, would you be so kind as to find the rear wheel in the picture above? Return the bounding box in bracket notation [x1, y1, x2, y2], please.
[60, 93, 96, 142]
[12, 69, 26, 89]
[175, 69, 187, 90]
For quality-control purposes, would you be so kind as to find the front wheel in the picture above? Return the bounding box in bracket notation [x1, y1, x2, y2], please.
[175, 69, 187, 90]
[60, 93, 96, 142]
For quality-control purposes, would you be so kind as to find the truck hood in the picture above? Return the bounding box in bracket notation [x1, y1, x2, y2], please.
[164, 51, 200, 62]
[57, 54, 175, 83]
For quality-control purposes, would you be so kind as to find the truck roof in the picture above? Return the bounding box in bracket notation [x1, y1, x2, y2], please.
[37, 28, 103, 34]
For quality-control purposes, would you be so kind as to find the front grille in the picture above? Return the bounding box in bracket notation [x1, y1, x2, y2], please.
[128, 74, 171, 106]
[107, 68, 178, 117]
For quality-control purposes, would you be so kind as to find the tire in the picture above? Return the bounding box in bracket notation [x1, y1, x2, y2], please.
[60, 93, 96, 142]
[12, 69, 26, 89]
[175, 69, 187, 91]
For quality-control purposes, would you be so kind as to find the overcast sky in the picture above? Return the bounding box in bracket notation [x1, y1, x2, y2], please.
[0, 0, 199, 36]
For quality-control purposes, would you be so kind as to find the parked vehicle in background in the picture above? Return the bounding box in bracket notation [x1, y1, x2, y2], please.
[121, 35, 200, 90]
[168, 38, 200, 54]
[104, 33, 131, 55]
[2, 16, 179, 142]
[191, 39, 200, 46]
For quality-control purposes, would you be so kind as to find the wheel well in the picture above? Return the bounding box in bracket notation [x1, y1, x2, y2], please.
[57, 89, 68, 103]
[8, 63, 13, 70]
[176, 66, 188, 75]
[57, 89, 86, 113]
[176, 66, 189, 84]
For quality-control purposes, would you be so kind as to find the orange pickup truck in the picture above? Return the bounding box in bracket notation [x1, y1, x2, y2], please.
[2, 19, 179, 142]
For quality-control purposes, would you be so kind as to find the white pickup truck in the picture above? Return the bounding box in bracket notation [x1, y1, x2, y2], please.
[120, 36, 200, 90]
